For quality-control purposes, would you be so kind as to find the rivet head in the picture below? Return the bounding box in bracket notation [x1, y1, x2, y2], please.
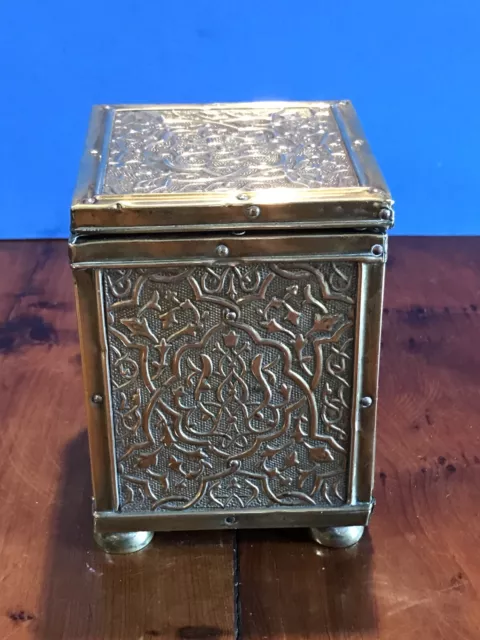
[91, 394, 103, 404]
[236, 193, 250, 201]
[115, 202, 123, 210]
[224, 515, 236, 526]
[225, 310, 237, 321]
[90, 149, 99, 156]
[246, 205, 261, 219]
[353, 138, 364, 147]
[215, 244, 229, 258]
[371, 244, 383, 257]
[380, 208, 392, 221]
[84, 197, 96, 204]
[360, 396, 373, 409]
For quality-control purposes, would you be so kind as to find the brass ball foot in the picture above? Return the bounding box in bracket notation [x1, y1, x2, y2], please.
[310, 525, 364, 548]
[94, 531, 154, 554]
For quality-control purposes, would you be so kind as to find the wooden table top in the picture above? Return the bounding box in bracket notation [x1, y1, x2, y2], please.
[1, 238, 480, 640]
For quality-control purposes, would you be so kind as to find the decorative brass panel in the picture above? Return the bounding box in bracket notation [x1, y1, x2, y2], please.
[102, 106, 358, 196]
[102, 260, 358, 513]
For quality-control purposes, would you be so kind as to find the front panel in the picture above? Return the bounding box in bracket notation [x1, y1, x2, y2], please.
[72, 233, 385, 531]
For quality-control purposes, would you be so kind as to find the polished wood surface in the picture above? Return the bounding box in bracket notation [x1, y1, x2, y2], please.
[0, 241, 235, 640]
[1, 238, 480, 639]
[239, 238, 480, 640]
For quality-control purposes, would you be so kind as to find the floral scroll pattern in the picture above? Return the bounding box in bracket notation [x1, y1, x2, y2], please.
[102, 107, 357, 195]
[103, 261, 358, 512]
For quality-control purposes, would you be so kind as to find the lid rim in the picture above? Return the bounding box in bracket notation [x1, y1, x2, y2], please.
[71, 101, 393, 234]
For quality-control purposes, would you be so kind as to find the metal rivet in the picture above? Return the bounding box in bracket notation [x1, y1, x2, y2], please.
[84, 197, 96, 204]
[246, 205, 261, 219]
[115, 202, 123, 210]
[225, 311, 237, 321]
[371, 244, 383, 257]
[215, 244, 229, 258]
[236, 193, 250, 201]
[380, 208, 392, 221]
[224, 516, 236, 525]
[353, 139, 364, 147]
[360, 396, 373, 409]
[90, 149, 99, 156]
[91, 394, 103, 404]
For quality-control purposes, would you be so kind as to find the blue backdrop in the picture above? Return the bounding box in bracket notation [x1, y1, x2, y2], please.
[1, 1, 478, 238]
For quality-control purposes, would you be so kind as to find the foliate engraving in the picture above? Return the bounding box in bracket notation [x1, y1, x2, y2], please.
[102, 107, 357, 195]
[103, 262, 357, 512]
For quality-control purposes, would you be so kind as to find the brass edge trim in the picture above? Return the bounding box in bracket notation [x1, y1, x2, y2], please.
[356, 262, 386, 502]
[72, 270, 114, 510]
[331, 104, 366, 187]
[69, 233, 387, 267]
[72, 106, 109, 207]
[72, 254, 384, 271]
[94, 503, 373, 533]
[347, 262, 368, 504]
[92, 186, 378, 204]
[76, 186, 384, 208]
[71, 196, 392, 233]
[333, 102, 391, 199]
[110, 100, 341, 112]
[94, 107, 115, 197]
[72, 220, 385, 237]
[95, 270, 120, 510]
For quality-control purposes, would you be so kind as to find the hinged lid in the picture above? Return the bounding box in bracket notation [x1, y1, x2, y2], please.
[71, 101, 393, 235]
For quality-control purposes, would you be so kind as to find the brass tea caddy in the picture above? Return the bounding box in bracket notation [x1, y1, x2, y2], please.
[70, 101, 393, 552]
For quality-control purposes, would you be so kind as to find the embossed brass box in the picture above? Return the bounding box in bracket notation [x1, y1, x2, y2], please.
[70, 102, 393, 552]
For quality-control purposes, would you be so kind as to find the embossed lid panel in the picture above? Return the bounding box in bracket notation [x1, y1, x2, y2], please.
[103, 106, 358, 194]
[71, 102, 393, 234]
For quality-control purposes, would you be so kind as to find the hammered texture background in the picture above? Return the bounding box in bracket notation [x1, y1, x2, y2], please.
[101, 106, 358, 195]
[102, 261, 358, 513]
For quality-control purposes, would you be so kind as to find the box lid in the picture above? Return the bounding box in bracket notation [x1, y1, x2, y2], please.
[71, 101, 393, 235]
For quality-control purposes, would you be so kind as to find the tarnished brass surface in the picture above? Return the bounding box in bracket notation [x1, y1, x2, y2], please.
[70, 101, 391, 545]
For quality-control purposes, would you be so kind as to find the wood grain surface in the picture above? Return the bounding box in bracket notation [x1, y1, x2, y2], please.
[0, 241, 235, 640]
[1, 238, 480, 639]
[239, 237, 480, 640]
